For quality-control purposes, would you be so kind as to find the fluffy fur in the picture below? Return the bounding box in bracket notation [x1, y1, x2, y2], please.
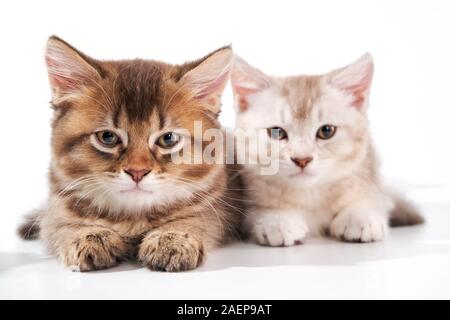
[18, 36, 244, 271]
[231, 54, 423, 246]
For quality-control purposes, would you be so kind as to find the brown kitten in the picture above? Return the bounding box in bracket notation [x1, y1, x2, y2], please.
[18, 36, 244, 272]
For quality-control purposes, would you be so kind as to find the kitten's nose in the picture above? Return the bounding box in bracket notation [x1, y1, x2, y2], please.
[291, 157, 313, 169]
[124, 168, 151, 183]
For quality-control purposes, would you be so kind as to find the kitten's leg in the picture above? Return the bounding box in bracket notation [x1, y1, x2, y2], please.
[138, 216, 210, 272]
[138, 228, 205, 272]
[244, 209, 309, 246]
[41, 216, 132, 271]
[63, 227, 132, 271]
[329, 196, 391, 242]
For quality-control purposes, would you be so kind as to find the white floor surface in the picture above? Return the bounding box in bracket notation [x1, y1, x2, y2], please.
[1, 186, 449, 299]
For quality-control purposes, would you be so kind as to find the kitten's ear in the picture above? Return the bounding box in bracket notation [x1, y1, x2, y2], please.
[45, 36, 102, 103]
[179, 46, 233, 114]
[328, 53, 374, 108]
[231, 56, 271, 112]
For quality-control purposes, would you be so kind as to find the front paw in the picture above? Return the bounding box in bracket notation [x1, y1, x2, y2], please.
[248, 211, 309, 247]
[62, 229, 129, 272]
[138, 230, 204, 272]
[329, 210, 387, 242]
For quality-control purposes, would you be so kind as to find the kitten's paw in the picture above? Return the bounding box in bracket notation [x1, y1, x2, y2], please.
[249, 211, 309, 247]
[330, 210, 388, 242]
[138, 230, 204, 272]
[63, 229, 129, 272]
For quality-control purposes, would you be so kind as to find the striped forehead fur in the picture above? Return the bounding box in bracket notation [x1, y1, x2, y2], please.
[279, 75, 322, 121]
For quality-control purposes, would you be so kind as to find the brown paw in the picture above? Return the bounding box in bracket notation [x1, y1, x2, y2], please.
[63, 229, 130, 272]
[138, 230, 204, 272]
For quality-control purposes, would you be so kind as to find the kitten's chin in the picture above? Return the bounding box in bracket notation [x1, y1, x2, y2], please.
[287, 171, 321, 186]
[114, 191, 158, 210]
[105, 182, 192, 214]
[119, 186, 153, 195]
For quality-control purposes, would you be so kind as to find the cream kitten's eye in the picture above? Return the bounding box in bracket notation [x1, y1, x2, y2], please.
[157, 132, 180, 148]
[267, 127, 288, 140]
[317, 125, 337, 140]
[96, 130, 120, 147]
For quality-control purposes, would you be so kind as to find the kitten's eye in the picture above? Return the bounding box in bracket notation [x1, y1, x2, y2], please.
[96, 130, 120, 147]
[317, 125, 337, 140]
[156, 132, 180, 148]
[267, 127, 288, 140]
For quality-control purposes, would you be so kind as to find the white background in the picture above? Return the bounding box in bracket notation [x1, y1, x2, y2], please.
[1, 0, 450, 299]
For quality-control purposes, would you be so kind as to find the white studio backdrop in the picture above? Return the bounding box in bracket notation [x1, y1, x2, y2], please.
[0, 0, 449, 231]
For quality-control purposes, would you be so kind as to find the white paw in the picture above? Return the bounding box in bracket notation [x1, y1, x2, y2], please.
[329, 209, 388, 242]
[248, 211, 309, 246]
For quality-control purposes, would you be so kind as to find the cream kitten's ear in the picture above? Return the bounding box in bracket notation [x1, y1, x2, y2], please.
[231, 56, 271, 111]
[180, 46, 233, 114]
[328, 53, 374, 108]
[45, 36, 102, 103]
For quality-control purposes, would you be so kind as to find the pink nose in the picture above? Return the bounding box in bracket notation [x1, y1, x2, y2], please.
[291, 157, 313, 169]
[124, 168, 150, 183]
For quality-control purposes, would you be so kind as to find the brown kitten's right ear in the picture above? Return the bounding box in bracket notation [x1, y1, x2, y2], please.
[179, 46, 233, 114]
[45, 36, 102, 103]
[230, 56, 271, 112]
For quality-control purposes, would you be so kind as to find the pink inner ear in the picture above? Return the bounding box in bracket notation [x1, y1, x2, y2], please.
[231, 73, 268, 111]
[46, 58, 76, 91]
[345, 82, 368, 108]
[46, 55, 91, 93]
[195, 71, 230, 100]
[339, 64, 373, 108]
[234, 86, 259, 111]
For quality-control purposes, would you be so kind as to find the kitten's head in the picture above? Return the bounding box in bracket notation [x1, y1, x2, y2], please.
[231, 54, 374, 185]
[46, 36, 232, 214]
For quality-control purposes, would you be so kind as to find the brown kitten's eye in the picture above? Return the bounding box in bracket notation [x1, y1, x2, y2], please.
[96, 131, 120, 147]
[267, 127, 288, 140]
[156, 132, 180, 148]
[317, 125, 337, 140]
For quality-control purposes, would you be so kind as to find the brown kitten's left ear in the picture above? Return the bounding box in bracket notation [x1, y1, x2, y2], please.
[179, 46, 233, 114]
[328, 53, 374, 108]
[45, 36, 103, 103]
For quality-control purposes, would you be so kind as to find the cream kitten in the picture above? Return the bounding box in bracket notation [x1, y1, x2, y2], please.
[231, 54, 423, 246]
